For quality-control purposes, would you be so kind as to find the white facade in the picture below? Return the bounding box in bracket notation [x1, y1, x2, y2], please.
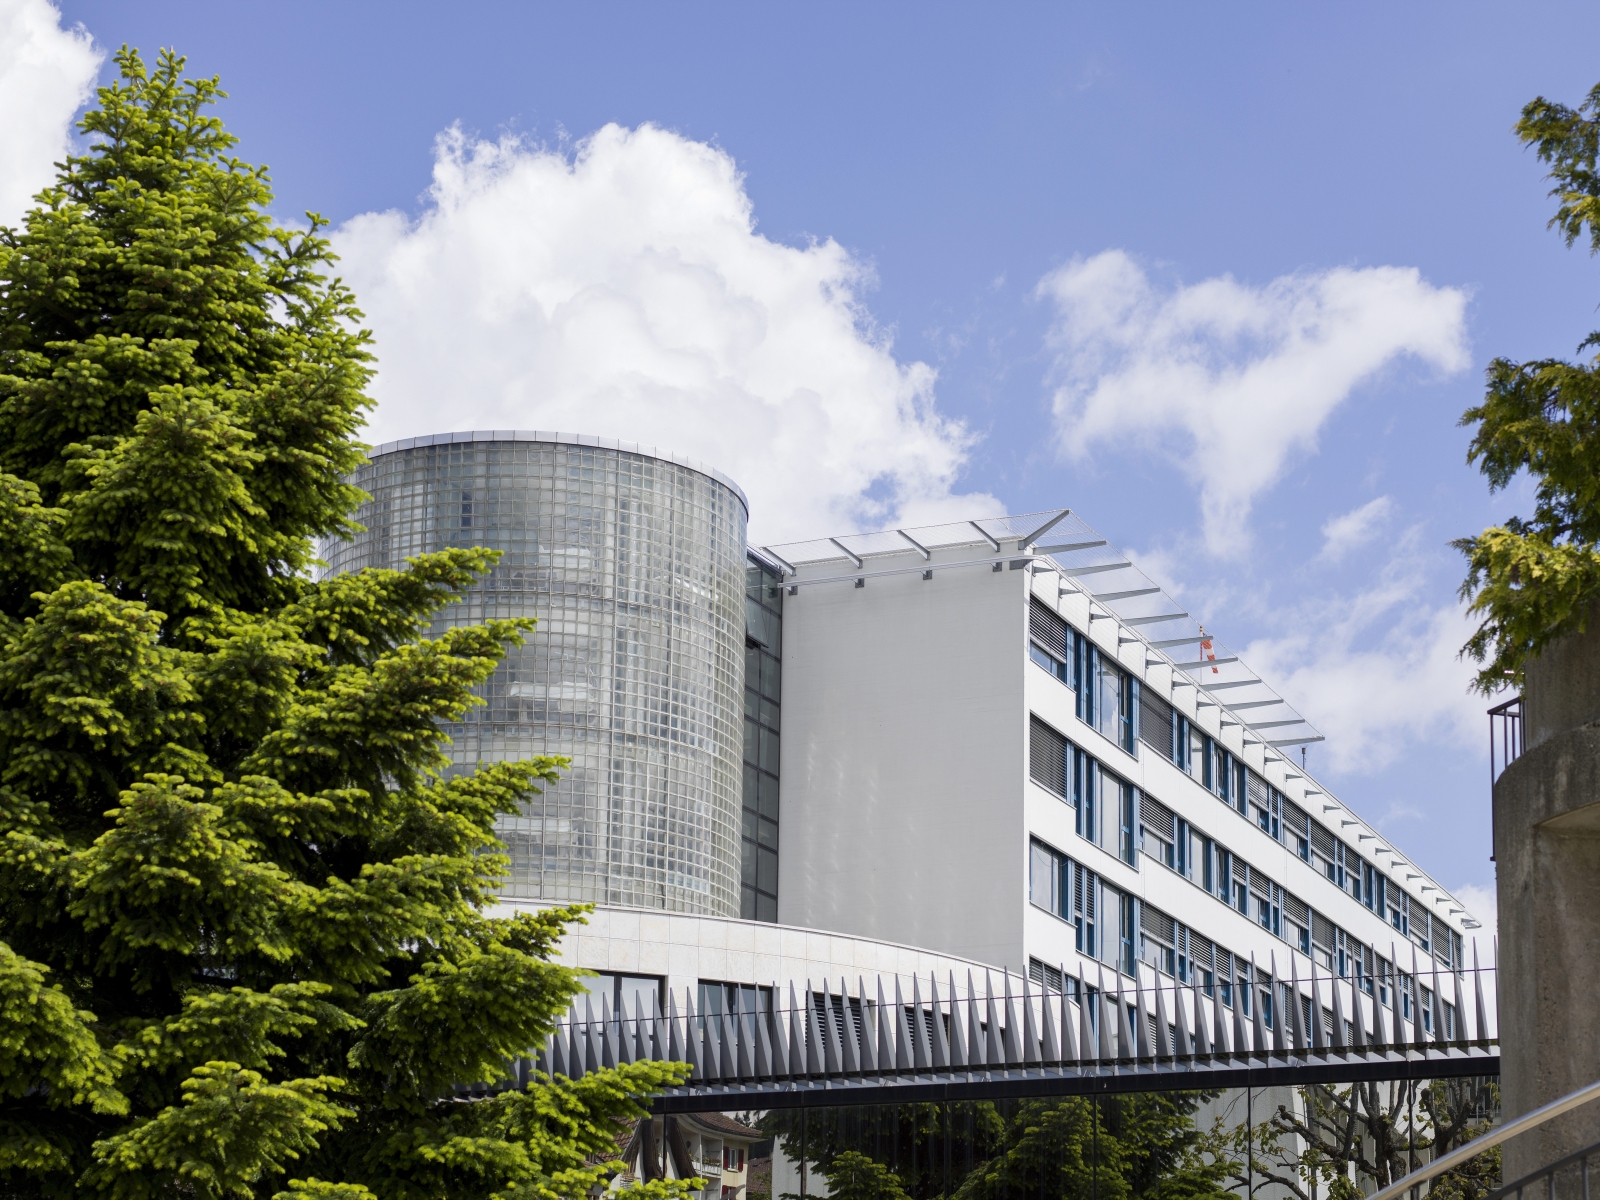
[766, 511, 1480, 1030]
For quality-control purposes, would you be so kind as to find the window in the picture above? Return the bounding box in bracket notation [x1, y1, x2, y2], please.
[1030, 838, 1065, 915]
[1029, 599, 1073, 686]
[1074, 746, 1099, 845]
[1139, 686, 1174, 761]
[1080, 643, 1136, 754]
[1139, 793, 1176, 869]
[1072, 860, 1100, 958]
[1116, 776, 1138, 866]
[1029, 958, 1065, 991]
[578, 972, 664, 1018]
[1282, 798, 1311, 861]
[1117, 890, 1138, 976]
[1029, 715, 1069, 798]
[740, 561, 784, 923]
[1139, 902, 1177, 976]
[698, 981, 774, 1036]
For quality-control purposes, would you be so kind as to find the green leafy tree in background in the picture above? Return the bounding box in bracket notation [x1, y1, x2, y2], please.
[0, 47, 693, 1200]
[767, 1094, 1232, 1200]
[1458, 81, 1600, 691]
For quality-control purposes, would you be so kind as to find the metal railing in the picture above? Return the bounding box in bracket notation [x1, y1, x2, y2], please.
[1488, 1138, 1600, 1200]
[1490, 695, 1524, 785]
[1367, 1079, 1600, 1200]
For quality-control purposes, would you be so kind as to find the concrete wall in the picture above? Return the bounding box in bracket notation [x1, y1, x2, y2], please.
[775, 550, 1029, 969]
[1495, 613, 1600, 1183]
[500, 901, 1013, 1006]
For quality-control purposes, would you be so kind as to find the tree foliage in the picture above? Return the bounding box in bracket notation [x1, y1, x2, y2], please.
[1458, 81, 1600, 691]
[767, 1094, 1233, 1200]
[0, 47, 692, 1200]
[1205, 1080, 1499, 1200]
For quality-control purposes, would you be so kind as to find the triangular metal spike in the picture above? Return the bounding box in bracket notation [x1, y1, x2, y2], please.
[857, 976, 878, 1072]
[766, 980, 786, 1079]
[1213, 975, 1230, 1057]
[1191, 980, 1210, 1058]
[551, 1024, 569, 1078]
[666, 991, 683, 1064]
[911, 976, 931, 1071]
[929, 974, 951, 1069]
[1039, 973, 1060, 1064]
[600, 994, 619, 1068]
[1231, 974, 1248, 1059]
[1452, 962, 1467, 1049]
[1389, 943, 1405, 1052]
[1350, 981, 1369, 1056]
[721, 1009, 739, 1080]
[1114, 970, 1135, 1062]
[1269, 953, 1287, 1056]
[787, 982, 806, 1076]
[946, 971, 968, 1068]
[984, 972, 1004, 1066]
[1289, 955, 1308, 1053]
[1020, 974, 1041, 1065]
[1329, 965, 1347, 1055]
[1473, 941, 1490, 1049]
[584, 995, 601, 1073]
[895, 977, 916, 1072]
[1410, 945, 1428, 1052]
[753, 990, 772, 1080]
[1060, 965, 1080, 1065]
[684, 998, 710, 1081]
[819, 980, 841, 1076]
[1153, 972, 1173, 1060]
[967, 970, 987, 1068]
[1250, 954, 1268, 1059]
[1430, 960, 1447, 1046]
[1095, 964, 1114, 1062]
[731, 992, 752, 1080]
[616, 994, 635, 1065]
[1129, 968, 1150, 1060]
[629, 992, 647, 1063]
[803, 980, 823, 1076]
[651, 988, 667, 1062]
[880, 977, 900, 1070]
[1075, 965, 1093, 1068]
[837, 978, 859, 1075]
[700, 994, 722, 1081]
[1001, 974, 1022, 1065]
[1173, 976, 1191, 1058]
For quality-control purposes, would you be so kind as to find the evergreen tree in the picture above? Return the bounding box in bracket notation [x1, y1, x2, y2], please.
[0, 48, 692, 1200]
[1458, 81, 1600, 690]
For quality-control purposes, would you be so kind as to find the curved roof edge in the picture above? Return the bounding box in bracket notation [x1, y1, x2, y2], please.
[366, 429, 750, 517]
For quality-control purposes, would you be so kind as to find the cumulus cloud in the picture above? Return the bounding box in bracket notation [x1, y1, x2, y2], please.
[1239, 535, 1482, 775]
[1038, 251, 1470, 556]
[1451, 883, 1497, 949]
[0, 0, 100, 226]
[334, 123, 1001, 543]
[1319, 495, 1394, 563]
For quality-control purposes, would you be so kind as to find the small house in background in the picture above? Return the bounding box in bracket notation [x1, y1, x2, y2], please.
[617, 1113, 765, 1200]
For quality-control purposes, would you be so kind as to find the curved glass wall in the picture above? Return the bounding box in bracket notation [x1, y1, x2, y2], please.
[323, 433, 748, 916]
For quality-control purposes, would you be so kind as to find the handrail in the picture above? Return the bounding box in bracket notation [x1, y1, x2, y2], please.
[1367, 1079, 1600, 1200]
[1486, 1137, 1600, 1200]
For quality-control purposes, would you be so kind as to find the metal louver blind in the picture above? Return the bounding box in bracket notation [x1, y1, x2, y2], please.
[1189, 932, 1216, 970]
[1312, 912, 1336, 949]
[1281, 798, 1311, 839]
[1282, 892, 1309, 926]
[1310, 821, 1337, 859]
[1029, 598, 1069, 661]
[1029, 716, 1068, 796]
[1139, 687, 1175, 758]
[1140, 902, 1175, 944]
[1248, 866, 1271, 898]
[1246, 771, 1270, 809]
[1139, 793, 1175, 839]
[1387, 879, 1404, 910]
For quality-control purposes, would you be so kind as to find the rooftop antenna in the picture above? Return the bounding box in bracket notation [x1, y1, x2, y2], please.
[1301, 746, 1307, 770]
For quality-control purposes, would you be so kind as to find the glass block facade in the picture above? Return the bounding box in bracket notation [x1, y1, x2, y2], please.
[323, 434, 748, 916]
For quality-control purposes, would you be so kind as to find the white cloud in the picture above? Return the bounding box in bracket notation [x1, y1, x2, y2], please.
[334, 123, 1001, 543]
[0, 0, 100, 227]
[1239, 536, 1482, 775]
[1452, 883, 1498, 951]
[1038, 250, 1470, 556]
[1319, 495, 1394, 563]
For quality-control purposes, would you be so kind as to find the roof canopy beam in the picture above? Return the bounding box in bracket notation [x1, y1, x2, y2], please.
[828, 537, 863, 569]
[895, 529, 931, 560]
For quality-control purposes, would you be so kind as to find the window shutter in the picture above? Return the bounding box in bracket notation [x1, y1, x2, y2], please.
[1138, 686, 1175, 759]
[1140, 903, 1175, 945]
[1246, 771, 1270, 810]
[1029, 715, 1068, 796]
[1312, 912, 1337, 951]
[1282, 798, 1311, 841]
[1310, 821, 1337, 859]
[1138, 793, 1175, 839]
[1029, 598, 1069, 661]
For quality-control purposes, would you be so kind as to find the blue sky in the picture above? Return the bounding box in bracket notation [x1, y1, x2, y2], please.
[11, 0, 1600, 919]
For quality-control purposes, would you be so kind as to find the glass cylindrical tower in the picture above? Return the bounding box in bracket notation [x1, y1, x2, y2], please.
[322, 431, 748, 916]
